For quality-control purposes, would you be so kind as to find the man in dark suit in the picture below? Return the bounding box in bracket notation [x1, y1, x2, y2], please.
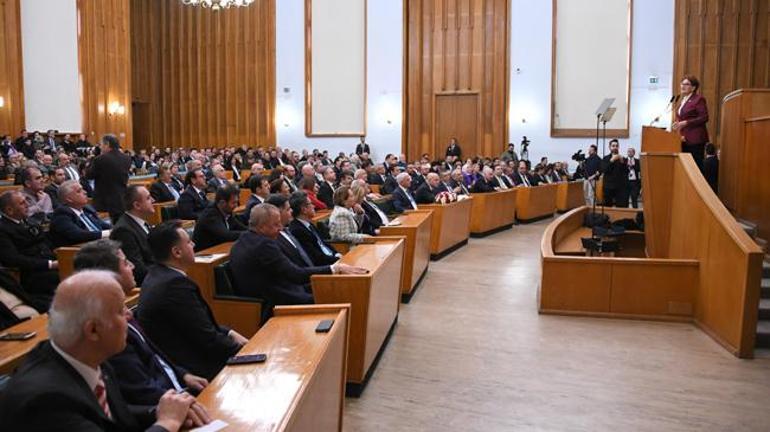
[205, 164, 229, 194]
[703, 143, 719, 194]
[415, 173, 442, 204]
[392, 172, 419, 213]
[73, 239, 210, 409]
[49, 180, 112, 247]
[229, 203, 365, 312]
[512, 160, 533, 187]
[449, 169, 471, 195]
[150, 165, 181, 203]
[58, 153, 80, 182]
[471, 166, 497, 193]
[110, 185, 156, 284]
[355, 136, 370, 155]
[411, 164, 429, 192]
[192, 184, 246, 252]
[0, 190, 59, 304]
[0, 270, 204, 432]
[445, 137, 462, 159]
[601, 139, 630, 207]
[138, 220, 247, 380]
[491, 165, 512, 190]
[85, 134, 131, 222]
[265, 194, 320, 268]
[45, 166, 67, 209]
[626, 147, 642, 208]
[240, 174, 270, 225]
[288, 191, 341, 266]
[381, 165, 401, 195]
[177, 168, 210, 220]
[317, 167, 337, 209]
[368, 165, 387, 185]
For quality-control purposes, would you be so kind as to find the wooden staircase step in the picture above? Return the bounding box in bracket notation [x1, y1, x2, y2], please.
[760, 299, 770, 320]
[762, 278, 770, 299]
[757, 320, 770, 349]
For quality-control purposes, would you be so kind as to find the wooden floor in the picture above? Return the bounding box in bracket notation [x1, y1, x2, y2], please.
[344, 219, 770, 431]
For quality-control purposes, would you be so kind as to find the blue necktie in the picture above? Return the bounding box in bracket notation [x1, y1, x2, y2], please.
[81, 212, 100, 232]
[309, 224, 335, 257]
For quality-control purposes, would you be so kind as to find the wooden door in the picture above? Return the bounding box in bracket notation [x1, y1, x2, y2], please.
[434, 94, 478, 160]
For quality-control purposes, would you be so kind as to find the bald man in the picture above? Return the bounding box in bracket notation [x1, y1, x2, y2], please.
[0, 271, 203, 431]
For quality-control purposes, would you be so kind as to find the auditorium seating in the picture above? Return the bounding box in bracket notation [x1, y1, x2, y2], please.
[469, 189, 517, 237]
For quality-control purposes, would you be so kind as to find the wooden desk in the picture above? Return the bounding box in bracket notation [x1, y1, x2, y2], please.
[148, 201, 178, 226]
[379, 210, 432, 302]
[311, 238, 404, 395]
[196, 305, 349, 432]
[469, 189, 517, 237]
[418, 198, 473, 259]
[56, 246, 81, 280]
[516, 183, 558, 222]
[311, 209, 332, 224]
[0, 314, 48, 375]
[189, 243, 262, 338]
[556, 181, 585, 213]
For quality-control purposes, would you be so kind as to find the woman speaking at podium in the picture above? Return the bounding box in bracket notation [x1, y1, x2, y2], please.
[672, 75, 709, 171]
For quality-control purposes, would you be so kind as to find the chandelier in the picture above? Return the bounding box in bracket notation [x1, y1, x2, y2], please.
[180, 0, 255, 11]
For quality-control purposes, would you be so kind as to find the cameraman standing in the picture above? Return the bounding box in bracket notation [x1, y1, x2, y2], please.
[581, 145, 602, 206]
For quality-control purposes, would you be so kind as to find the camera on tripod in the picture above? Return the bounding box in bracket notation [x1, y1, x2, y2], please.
[571, 149, 586, 163]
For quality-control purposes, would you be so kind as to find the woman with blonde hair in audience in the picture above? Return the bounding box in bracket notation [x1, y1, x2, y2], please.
[329, 185, 369, 244]
[299, 176, 326, 210]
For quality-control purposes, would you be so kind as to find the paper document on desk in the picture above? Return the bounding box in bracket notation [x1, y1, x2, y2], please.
[191, 419, 229, 432]
[387, 218, 402, 226]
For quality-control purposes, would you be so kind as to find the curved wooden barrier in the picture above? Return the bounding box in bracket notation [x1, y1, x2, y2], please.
[556, 180, 585, 212]
[516, 183, 558, 222]
[469, 189, 517, 237]
[418, 197, 473, 259]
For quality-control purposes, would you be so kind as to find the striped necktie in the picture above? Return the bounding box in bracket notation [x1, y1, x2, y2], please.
[94, 376, 112, 419]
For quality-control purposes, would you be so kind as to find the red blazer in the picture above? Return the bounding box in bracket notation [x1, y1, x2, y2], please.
[675, 93, 709, 145]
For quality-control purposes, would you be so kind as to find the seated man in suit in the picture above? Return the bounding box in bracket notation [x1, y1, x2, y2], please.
[368, 164, 387, 185]
[138, 220, 247, 380]
[177, 168, 210, 220]
[0, 270, 205, 432]
[240, 173, 270, 225]
[44, 167, 67, 210]
[50, 180, 112, 247]
[229, 204, 366, 312]
[415, 172, 442, 204]
[411, 163, 430, 192]
[192, 184, 246, 252]
[471, 166, 497, 193]
[110, 185, 156, 284]
[73, 239, 210, 411]
[150, 164, 181, 203]
[0, 191, 59, 305]
[317, 167, 337, 209]
[392, 172, 419, 213]
[380, 165, 402, 195]
[355, 181, 392, 234]
[512, 160, 533, 187]
[288, 191, 341, 266]
[19, 166, 54, 221]
[205, 164, 229, 194]
[449, 168, 471, 195]
[491, 165, 511, 190]
[265, 193, 327, 267]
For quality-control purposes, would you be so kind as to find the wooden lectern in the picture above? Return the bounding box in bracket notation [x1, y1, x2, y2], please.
[641, 126, 680, 153]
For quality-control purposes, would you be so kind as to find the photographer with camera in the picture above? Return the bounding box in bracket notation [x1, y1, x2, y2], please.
[572, 145, 602, 206]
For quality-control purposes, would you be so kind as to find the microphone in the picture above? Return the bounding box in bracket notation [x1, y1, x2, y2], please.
[650, 94, 680, 126]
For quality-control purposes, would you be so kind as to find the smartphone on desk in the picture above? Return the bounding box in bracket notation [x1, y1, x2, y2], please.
[226, 354, 267, 365]
[0, 332, 36, 341]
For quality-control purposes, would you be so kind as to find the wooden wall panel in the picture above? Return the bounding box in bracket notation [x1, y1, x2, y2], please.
[0, 0, 24, 136]
[673, 0, 770, 143]
[404, 0, 509, 161]
[78, 0, 133, 148]
[130, 0, 275, 150]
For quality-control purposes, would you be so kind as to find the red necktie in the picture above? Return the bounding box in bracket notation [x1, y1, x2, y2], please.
[94, 376, 112, 419]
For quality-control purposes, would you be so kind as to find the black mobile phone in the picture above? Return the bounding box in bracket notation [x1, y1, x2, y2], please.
[226, 354, 267, 365]
[315, 319, 334, 333]
[0, 332, 36, 341]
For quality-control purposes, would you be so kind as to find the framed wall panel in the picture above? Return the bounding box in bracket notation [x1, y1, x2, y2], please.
[305, 0, 366, 137]
[551, 0, 632, 138]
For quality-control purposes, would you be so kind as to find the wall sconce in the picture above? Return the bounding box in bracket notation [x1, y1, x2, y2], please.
[0, 96, 5, 108]
[107, 101, 126, 116]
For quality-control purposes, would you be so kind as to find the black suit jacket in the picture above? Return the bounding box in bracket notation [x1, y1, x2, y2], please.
[110, 214, 153, 285]
[471, 178, 496, 193]
[44, 184, 62, 209]
[361, 200, 387, 230]
[392, 187, 418, 213]
[448, 179, 471, 195]
[704, 155, 719, 193]
[601, 155, 630, 189]
[106, 319, 187, 407]
[410, 174, 426, 192]
[149, 181, 177, 203]
[355, 143, 370, 155]
[381, 176, 398, 195]
[239, 194, 264, 225]
[230, 231, 331, 309]
[367, 173, 385, 185]
[415, 183, 438, 204]
[512, 172, 533, 187]
[446, 143, 462, 158]
[317, 181, 335, 209]
[206, 177, 228, 194]
[0, 216, 55, 273]
[49, 205, 111, 247]
[0, 341, 165, 432]
[177, 187, 209, 220]
[86, 150, 132, 216]
[137, 265, 241, 380]
[288, 219, 338, 266]
[192, 205, 246, 252]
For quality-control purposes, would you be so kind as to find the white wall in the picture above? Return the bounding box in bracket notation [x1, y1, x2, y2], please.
[275, 0, 403, 162]
[509, 0, 675, 166]
[20, 0, 82, 132]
